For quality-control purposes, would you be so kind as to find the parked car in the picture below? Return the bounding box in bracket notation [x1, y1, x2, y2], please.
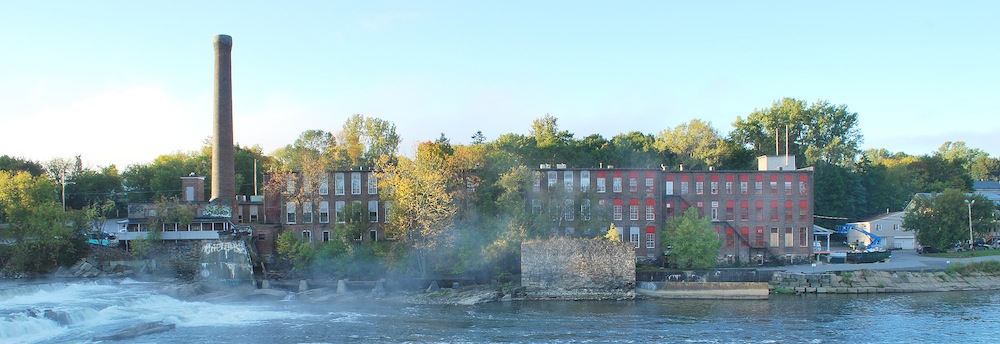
[916, 245, 939, 254]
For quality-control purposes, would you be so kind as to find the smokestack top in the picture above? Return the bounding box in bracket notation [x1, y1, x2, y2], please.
[214, 34, 232, 47]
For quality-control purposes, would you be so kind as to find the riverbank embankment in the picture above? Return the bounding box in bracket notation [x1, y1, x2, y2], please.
[771, 269, 1000, 294]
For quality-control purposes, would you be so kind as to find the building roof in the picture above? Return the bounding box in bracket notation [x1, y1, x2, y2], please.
[973, 180, 1000, 190]
[853, 211, 904, 223]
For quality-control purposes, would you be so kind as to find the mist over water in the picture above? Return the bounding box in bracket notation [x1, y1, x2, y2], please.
[2, 279, 999, 343]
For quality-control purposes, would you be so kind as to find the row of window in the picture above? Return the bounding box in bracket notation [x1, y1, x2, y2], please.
[531, 197, 811, 224]
[292, 228, 380, 243]
[532, 171, 811, 197]
[717, 227, 810, 248]
[286, 200, 391, 225]
[667, 181, 808, 196]
[288, 172, 378, 196]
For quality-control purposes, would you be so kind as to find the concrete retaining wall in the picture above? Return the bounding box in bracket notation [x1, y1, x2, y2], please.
[521, 238, 635, 300]
[771, 270, 1000, 294]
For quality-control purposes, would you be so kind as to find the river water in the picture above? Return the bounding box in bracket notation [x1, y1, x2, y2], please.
[2, 279, 998, 343]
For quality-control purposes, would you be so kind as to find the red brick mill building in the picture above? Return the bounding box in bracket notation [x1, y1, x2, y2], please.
[261, 157, 813, 266]
[527, 156, 814, 266]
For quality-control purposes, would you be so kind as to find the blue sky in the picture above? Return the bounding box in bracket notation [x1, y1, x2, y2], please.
[1, 1, 997, 168]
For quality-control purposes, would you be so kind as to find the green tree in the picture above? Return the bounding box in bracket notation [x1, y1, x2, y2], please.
[730, 98, 862, 167]
[660, 207, 722, 269]
[334, 114, 400, 168]
[0, 171, 85, 274]
[276, 231, 315, 271]
[903, 189, 993, 251]
[0, 155, 45, 176]
[375, 153, 457, 277]
[656, 119, 726, 169]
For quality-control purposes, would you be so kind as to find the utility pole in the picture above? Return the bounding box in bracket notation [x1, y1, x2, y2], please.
[966, 199, 975, 251]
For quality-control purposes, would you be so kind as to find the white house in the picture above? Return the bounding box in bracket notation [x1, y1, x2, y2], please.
[847, 211, 913, 250]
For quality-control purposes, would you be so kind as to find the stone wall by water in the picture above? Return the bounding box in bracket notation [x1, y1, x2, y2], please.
[771, 270, 1000, 293]
[198, 240, 254, 286]
[521, 238, 635, 300]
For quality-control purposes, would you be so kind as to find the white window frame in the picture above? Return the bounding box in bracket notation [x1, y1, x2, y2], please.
[369, 200, 379, 223]
[629, 204, 639, 221]
[564, 199, 574, 221]
[581, 199, 591, 221]
[580, 171, 590, 192]
[335, 201, 345, 223]
[547, 171, 558, 187]
[564, 171, 574, 192]
[368, 172, 378, 194]
[613, 177, 622, 193]
[302, 201, 313, 224]
[351, 172, 362, 195]
[613, 205, 623, 221]
[597, 177, 606, 193]
[710, 181, 718, 195]
[711, 201, 719, 221]
[646, 232, 655, 249]
[286, 202, 297, 224]
[319, 174, 329, 195]
[335, 173, 345, 195]
[319, 201, 330, 223]
[646, 204, 655, 221]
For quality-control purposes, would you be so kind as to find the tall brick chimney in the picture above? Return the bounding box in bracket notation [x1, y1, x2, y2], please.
[211, 34, 236, 215]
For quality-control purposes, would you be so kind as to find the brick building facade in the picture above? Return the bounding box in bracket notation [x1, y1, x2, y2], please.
[273, 169, 388, 246]
[529, 160, 814, 265]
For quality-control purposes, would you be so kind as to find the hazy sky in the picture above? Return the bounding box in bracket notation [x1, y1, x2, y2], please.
[1, 1, 997, 168]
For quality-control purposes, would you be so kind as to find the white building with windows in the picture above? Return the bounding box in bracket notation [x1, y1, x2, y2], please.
[847, 211, 913, 250]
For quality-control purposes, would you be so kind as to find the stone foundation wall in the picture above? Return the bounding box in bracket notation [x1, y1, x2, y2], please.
[771, 270, 1000, 294]
[521, 238, 635, 300]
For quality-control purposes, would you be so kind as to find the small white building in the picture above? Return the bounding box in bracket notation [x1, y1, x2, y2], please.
[847, 211, 914, 250]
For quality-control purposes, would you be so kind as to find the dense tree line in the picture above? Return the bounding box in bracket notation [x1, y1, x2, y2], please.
[3, 98, 999, 276]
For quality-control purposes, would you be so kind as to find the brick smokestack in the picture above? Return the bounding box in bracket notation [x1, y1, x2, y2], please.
[211, 34, 235, 214]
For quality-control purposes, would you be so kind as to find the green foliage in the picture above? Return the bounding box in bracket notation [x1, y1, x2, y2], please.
[946, 261, 1000, 275]
[0, 171, 86, 274]
[660, 208, 722, 269]
[276, 231, 315, 271]
[903, 189, 992, 251]
[730, 98, 862, 167]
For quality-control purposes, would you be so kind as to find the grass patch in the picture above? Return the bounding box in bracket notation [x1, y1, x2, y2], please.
[947, 260, 1000, 275]
[925, 249, 1000, 259]
[771, 287, 797, 295]
[838, 271, 854, 286]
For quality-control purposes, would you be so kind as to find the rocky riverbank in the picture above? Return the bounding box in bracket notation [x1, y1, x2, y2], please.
[770, 269, 1000, 294]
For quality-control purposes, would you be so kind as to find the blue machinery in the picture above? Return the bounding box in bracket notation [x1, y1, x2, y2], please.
[836, 224, 884, 251]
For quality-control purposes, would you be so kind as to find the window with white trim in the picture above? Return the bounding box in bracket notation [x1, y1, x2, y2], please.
[597, 177, 606, 193]
[711, 201, 719, 221]
[286, 202, 297, 224]
[564, 171, 574, 192]
[710, 181, 718, 195]
[581, 199, 591, 221]
[303, 202, 313, 223]
[548, 171, 558, 188]
[629, 203, 639, 221]
[696, 182, 704, 195]
[628, 177, 637, 192]
[613, 177, 622, 193]
[369, 200, 379, 223]
[630, 227, 640, 248]
[351, 172, 361, 195]
[335, 173, 345, 195]
[319, 201, 330, 223]
[645, 202, 655, 221]
[368, 172, 378, 194]
[613, 205, 623, 221]
[335, 201, 345, 223]
[564, 199, 574, 221]
[319, 174, 329, 195]
[646, 233, 655, 249]
[580, 171, 590, 192]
